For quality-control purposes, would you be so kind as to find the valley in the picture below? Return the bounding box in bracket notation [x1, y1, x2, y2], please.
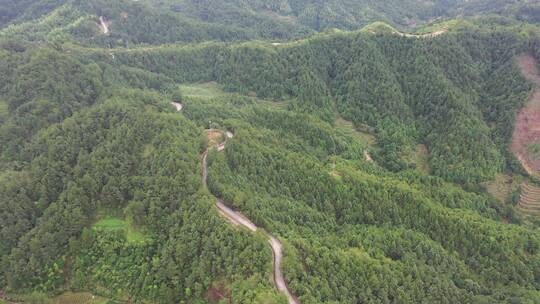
[1, 1, 540, 303]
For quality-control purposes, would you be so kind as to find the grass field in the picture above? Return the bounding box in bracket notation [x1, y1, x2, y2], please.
[414, 19, 465, 34]
[483, 173, 523, 203]
[257, 99, 288, 110]
[54, 292, 108, 304]
[93, 218, 146, 242]
[2, 292, 109, 304]
[0, 99, 8, 120]
[360, 21, 397, 34]
[402, 144, 430, 173]
[180, 82, 286, 108]
[180, 82, 229, 99]
[335, 116, 376, 146]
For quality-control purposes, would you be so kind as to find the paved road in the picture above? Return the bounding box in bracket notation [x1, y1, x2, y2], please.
[268, 236, 299, 304]
[201, 135, 299, 304]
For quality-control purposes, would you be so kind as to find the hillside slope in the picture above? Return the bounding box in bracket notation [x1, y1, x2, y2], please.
[1, 0, 539, 46]
[1, 2, 540, 304]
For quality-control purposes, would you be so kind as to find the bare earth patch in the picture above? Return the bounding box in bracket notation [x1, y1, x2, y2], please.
[363, 150, 373, 162]
[204, 283, 231, 304]
[206, 130, 224, 147]
[170, 101, 183, 111]
[511, 54, 540, 177]
[98, 16, 109, 34]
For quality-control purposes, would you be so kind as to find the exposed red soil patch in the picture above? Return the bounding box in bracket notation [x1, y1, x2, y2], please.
[206, 130, 224, 147]
[511, 54, 540, 177]
[204, 283, 231, 304]
[363, 150, 374, 162]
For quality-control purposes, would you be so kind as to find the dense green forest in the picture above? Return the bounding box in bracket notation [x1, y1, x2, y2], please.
[1, 0, 540, 303]
[1, 0, 539, 47]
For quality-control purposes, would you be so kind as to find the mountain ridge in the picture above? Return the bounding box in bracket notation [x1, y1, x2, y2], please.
[1, 1, 540, 303]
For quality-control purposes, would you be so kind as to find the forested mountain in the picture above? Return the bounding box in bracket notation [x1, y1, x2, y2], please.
[1, 0, 539, 47]
[1, 0, 540, 304]
[147, 0, 540, 30]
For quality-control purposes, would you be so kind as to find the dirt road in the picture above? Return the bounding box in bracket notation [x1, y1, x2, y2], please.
[397, 29, 446, 38]
[201, 134, 299, 304]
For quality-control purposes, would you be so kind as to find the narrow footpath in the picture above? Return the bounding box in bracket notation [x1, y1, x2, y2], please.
[201, 133, 299, 304]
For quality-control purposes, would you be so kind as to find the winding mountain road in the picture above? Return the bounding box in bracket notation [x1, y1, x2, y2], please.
[201, 134, 299, 304]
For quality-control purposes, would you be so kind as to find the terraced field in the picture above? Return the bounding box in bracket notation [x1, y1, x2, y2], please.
[517, 182, 540, 215]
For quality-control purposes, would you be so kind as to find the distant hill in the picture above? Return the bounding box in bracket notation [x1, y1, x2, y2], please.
[1, 1, 540, 304]
[1, 0, 538, 46]
[144, 0, 540, 31]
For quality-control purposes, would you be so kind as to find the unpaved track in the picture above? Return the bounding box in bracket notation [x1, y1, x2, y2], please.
[397, 29, 446, 38]
[201, 136, 299, 304]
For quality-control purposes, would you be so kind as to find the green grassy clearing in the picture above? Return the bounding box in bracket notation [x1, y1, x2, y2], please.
[180, 82, 230, 99]
[413, 19, 470, 34]
[0, 99, 8, 120]
[142, 144, 155, 159]
[180, 82, 286, 108]
[93, 217, 146, 242]
[483, 173, 523, 203]
[5, 291, 109, 304]
[256, 99, 288, 110]
[335, 116, 376, 146]
[360, 21, 397, 34]
[54, 292, 109, 304]
[402, 144, 430, 173]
